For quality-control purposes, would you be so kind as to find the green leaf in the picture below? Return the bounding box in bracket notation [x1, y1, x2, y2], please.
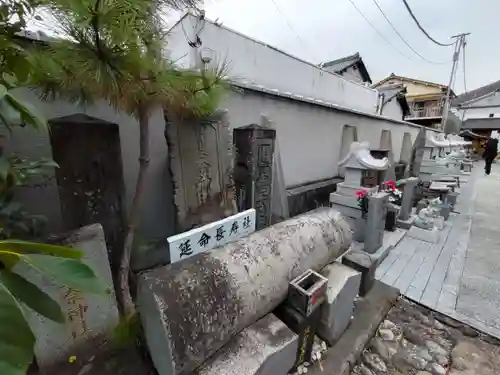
[0, 269, 64, 323]
[0, 156, 11, 181]
[0, 84, 6, 100]
[4, 93, 46, 130]
[0, 240, 83, 259]
[21, 255, 107, 295]
[0, 280, 36, 375]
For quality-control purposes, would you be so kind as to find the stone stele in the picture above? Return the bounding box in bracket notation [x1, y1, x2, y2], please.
[14, 224, 119, 370]
[137, 207, 352, 375]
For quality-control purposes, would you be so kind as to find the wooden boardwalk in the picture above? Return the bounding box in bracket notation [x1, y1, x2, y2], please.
[375, 166, 500, 338]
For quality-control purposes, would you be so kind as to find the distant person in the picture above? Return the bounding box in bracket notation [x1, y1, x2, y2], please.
[483, 137, 498, 175]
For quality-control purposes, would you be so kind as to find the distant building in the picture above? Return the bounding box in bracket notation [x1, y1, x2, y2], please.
[372, 73, 455, 129]
[453, 79, 500, 121]
[320, 52, 372, 85]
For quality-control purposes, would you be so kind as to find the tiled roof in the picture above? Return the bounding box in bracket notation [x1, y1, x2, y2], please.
[453, 79, 500, 106]
[320, 53, 372, 83]
[463, 117, 500, 130]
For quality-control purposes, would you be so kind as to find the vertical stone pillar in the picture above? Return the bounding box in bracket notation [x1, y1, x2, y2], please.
[400, 132, 413, 177]
[339, 125, 358, 178]
[379, 129, 396, 182]
[398, 177, 419, 221]
[364, 192, 389, 254]
[234, 124, 276, 230]
[410, 127, 426, 177]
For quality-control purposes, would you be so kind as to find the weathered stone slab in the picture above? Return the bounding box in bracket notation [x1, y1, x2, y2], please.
[137, 207, 352, 375]
[318, 263, 361, 345]
[167, 209, 256, 263]
[260, 114, 289, 221]
[234, 124, 276, 230]
[195, 314, 298, 375]
[399, 177, 419, 221]
[15, 224, 119, 370]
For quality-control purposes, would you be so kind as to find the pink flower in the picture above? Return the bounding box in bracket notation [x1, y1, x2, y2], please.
[356, 190, 369, 198]
[384, 180, 396, 192]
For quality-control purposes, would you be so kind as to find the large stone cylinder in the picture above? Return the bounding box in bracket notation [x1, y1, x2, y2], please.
[137, 207, 352, 375]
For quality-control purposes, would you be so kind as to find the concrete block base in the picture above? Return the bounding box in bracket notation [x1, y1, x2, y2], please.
[318, 263, 361, 345]
[197, 314, 298, 375]
[407, 226, 441, 243]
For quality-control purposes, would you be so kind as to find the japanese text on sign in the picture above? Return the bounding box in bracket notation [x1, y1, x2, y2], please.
[167, 209, 256, 263]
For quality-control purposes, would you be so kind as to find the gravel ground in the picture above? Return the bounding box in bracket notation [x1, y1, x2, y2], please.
[351, 298, 500, 375]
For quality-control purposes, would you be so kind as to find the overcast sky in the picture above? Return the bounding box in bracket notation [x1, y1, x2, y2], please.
[201, 0, 500, 93]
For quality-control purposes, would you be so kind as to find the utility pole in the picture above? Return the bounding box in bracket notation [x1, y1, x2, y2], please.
[440, 32, 470, 131]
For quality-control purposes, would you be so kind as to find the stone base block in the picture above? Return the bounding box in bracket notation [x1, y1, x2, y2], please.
[342, 252, 376, 297]
[396, 215, 416, 229]
[197, 314, 298, 375]
[407, 226, 440, 243]
[318, 263, 361, 345]
[330, 193, 362, 219]
[336, 183, 377, 197]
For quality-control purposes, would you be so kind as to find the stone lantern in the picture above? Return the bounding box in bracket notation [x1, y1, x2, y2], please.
[330, 142, 390, 219]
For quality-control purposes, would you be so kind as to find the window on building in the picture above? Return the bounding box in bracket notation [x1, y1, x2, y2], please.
[489, 113, 494, 118]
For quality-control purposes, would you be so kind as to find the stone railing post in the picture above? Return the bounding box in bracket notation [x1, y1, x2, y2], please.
[365, 192, 389, 254]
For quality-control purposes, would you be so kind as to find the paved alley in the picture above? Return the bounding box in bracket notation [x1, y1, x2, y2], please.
[377, 162, 500, 338]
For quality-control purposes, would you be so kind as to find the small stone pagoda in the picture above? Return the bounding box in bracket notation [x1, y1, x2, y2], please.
[330, 142, 390, 219]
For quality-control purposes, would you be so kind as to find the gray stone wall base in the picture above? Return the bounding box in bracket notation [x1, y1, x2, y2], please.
[318, 263, 361, 345]
[196, 314, 298, 375]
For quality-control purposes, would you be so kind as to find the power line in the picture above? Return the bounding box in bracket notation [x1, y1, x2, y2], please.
[269, 0, 319, 61]
[347, 0, 415, 61]
[370, 0, 445, 65]
[401, 0, 454, 47]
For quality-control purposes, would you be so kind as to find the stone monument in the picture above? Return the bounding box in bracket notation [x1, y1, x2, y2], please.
[234, 124, 276, 230]
[15, 224, 119, 371]
[396, 177, 419, 229]
[137, 208, 352, 375]
[330, 141, 390, 220]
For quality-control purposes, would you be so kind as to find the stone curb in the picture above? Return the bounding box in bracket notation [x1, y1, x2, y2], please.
[308, 281, 400, 375]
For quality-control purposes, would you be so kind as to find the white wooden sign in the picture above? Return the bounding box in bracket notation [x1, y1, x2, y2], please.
[167, 209, 256, 263]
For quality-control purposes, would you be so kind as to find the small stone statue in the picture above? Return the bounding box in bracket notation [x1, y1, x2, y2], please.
[413, 198, 442, 230]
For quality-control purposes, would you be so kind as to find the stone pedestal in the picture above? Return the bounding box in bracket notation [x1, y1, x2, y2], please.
[234, 124, 276, 230]
[407, 226, 441, 243]
[318, 263, 361, 345]
[137, 208, 352, 375]
[196, 314, 298, 375]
